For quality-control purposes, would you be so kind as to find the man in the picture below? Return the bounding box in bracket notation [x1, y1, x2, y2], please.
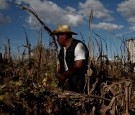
[52, 24, 89, 93]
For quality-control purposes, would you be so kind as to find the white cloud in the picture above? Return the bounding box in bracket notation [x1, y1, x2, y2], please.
[0, 0, 9, 9]
[15, 0, 125, 32]
[79, 0, 113, 21]
[65, 6, 76, 13]
[117, 0, 135, 31]
[128, 17, 135, 23]
[15, 0, 84, 28]
[93, 22, 124, 31]
[129, 26, 135, 31]
[0, 0, 11, 25]
[117, 0, 135, 17]
[66, 15, 84, 26]
[15, 0, 115, 28]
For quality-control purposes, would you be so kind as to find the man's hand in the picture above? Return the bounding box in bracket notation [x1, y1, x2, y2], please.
[59, 74, 66, 81]
[58, 74, 69, 90]
[56, 73, 65, 81]
[57, 74, 65, 90]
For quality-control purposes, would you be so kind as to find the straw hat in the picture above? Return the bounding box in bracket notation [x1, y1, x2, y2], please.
[52, 25, 77, 35]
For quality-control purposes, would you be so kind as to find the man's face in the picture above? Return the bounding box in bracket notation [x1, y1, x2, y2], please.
[56, 33, 66, 46]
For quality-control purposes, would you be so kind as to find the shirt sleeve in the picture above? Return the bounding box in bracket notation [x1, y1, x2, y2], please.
[74, 43, 87, 61]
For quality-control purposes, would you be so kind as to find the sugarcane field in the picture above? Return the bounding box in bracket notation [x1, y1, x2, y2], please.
[1, 1, 135, 115]
[0, 32, 135, 115]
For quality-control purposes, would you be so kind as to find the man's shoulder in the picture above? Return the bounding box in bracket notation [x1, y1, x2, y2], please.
[73, 39, 88, 50]
[72, 39, 84, 47]
[73, 38, 81, 43]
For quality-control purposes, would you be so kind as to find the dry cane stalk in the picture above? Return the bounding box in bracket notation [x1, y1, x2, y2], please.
[0, 52, 2, 61]
[86, 9, 93, 95]
[110, 100, 116, 115]
[125, 81, 130, 115]
[8, 39, 11, 62]
[100, 97, 115, 114]
[37, 40, 42, 82]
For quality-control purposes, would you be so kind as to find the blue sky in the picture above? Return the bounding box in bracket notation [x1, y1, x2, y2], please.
[0, 0, 135, 59]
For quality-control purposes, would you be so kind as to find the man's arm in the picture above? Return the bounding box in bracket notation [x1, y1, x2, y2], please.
[59, 60, 84, 81]
[56, 63, 60, 74]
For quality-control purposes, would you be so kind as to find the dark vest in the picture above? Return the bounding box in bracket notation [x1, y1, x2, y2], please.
[58, 39, 89, 75]
[58, 38, 89, 93]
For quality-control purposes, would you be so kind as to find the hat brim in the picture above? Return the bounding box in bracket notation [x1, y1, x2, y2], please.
[51, 31, 78, 35]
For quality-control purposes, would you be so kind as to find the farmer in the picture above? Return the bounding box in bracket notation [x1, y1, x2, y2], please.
[52, 24, 89, 93]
